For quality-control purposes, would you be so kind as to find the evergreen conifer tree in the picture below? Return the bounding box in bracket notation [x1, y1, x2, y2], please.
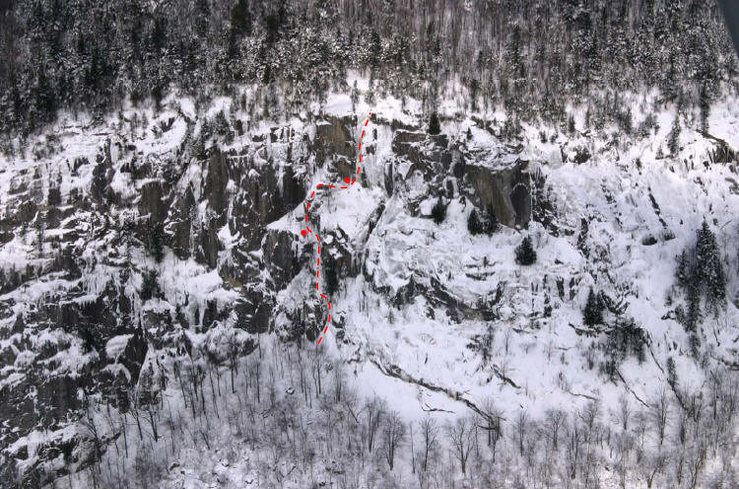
[481, 207, 497, 233]
[431, 197, 446, 224]
[515, 236, 537, 265]
[324, 256, 339, 295]
[428, 112, 441, 135]
[695, 221, 726, 310]
[468, 208, 482, 235]
[668, 115, 681, 155]
[577, 218, 590, 258]
[583, 288, 603, 326]
[684, 282, 701, 332]
[141, 269, 162, 301]
[675, 249, 691, 289]
[699, 85, 710, 133]
[231, 0, 253, 37]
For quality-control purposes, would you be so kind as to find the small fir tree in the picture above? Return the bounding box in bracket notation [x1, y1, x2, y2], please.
[668, 115, 681, 155]
[324, 256, 339, 295]
[428, 112, 441, 135]
[515, 236, 537, 265]
[695, 220, 726, 310]
[431, 197, 446, 224]
[583, 288, 603, 326]
[482, 207, 499, 234]
[141, 269, 162, 301]
[468, 208, 483, 235]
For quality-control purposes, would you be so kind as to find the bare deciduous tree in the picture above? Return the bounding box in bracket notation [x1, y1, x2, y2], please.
[420, 416, 438, 472]
[545, 408, 565, 451]
[515, 410, 529, 456]
[365, 397, 386, 453]
[652, 389, 669, 446]
[447, 416, 475, 475]
[381, 410, 406, 470]
[479, 398, 503, 462]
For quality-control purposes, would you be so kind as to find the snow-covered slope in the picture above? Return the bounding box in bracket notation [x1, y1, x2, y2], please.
[0, 86, 737, 488]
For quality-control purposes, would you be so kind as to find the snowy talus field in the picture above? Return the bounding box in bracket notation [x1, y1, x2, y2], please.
[0, 84, 738, 488]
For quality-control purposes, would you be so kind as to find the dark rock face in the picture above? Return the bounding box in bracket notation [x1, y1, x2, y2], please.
[205, 150, 230, 218]
[388, 129, 532, 229]
[47, 187, 62, 206]
[391, 130, 452, 185]
[15, 200, 38, 223]
[138, 180, 169, 224]
[198, 216, 223, 268]
[510, 183, 531, 227]
[315, 115, 356, 165]
[465, 160, 531, 228]
[235, 289, 272, 334]
[391, 130, 426, 155]
[333, 157, 356, 181]
[119, 330, 148, 381]
[168, 185, 197, 259]
[263, 229, 301, 290]
[322, 228, 356, 278]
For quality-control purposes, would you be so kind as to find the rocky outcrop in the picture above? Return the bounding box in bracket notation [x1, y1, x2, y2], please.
[204, 150, 230, 218]
[262, 229, 301, 290]
[138, 180, 168, 224]
[465, 160, 531, 228]
[315, 115, 356, 165]
[167, 185, 196, 259]
[391, 130, 426, 155]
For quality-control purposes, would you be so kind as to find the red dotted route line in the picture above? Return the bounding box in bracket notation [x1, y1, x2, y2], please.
[301, 112, 372, 345]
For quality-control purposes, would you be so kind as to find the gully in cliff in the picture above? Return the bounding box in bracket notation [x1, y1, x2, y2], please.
[299, 112, 372, 345]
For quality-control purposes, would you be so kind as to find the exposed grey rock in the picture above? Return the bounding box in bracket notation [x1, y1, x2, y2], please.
[15, 200, 38, 223]
[391, 130, 426, 156]
[465, 160, 531, 228]
[315, 115, 356, 165]
[262, 229, 301, 290]
[138, 180, 168, 224]
[204, 149, 230, 218]
[167, 185, 196, 259]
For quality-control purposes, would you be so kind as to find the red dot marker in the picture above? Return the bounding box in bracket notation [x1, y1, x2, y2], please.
[344, 177, 351, 184]
[300, 229, 307, 236]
